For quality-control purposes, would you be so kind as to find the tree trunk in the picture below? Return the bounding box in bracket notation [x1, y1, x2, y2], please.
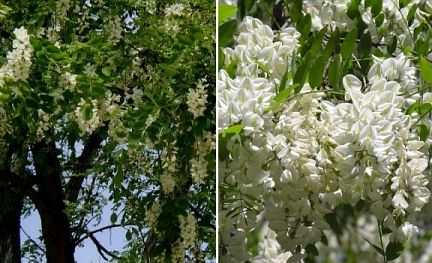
[38, 205, 75, 263]
[32, 140, 75, 263]
[0, 185, 23, 263]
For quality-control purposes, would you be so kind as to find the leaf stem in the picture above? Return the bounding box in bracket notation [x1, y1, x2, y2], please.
[378, 219, 387, 263]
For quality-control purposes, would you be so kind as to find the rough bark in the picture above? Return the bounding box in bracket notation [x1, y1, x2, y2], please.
[32, 140, 75, 263]
[0, 186, 23, 263]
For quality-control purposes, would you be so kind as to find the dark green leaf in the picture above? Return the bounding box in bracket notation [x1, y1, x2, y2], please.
[298, 14, 312, 42]
[294, 51, 312, 90]
[323, 29, 337, 61]
[324, 213, 342, 236]
[417, 124, 430, 141]
[310, 27, 326, 55]
[309, 55, 325, 88]
[366, 0, 382, 17]
[341, 28, 357, 60]
[387, 35, 397, 55]
[290, 0, 303, 23]
[219, 19, 238, 47]
[328, 54, 342, 88]
[358, 31, 372, 57]
[347, 0, 360, 19]
[110, 212, 118, 224]
[375, 13, 385, 27]
[386, 242, 405, 261]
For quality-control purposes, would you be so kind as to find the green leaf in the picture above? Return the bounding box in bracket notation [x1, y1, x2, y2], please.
[310, 27, 326, 55]
[386, 242, 405, 261]
[220, 124, 243, 139]
[417, 124, 430, 141]
[347, 0, 360, 19]
[298, 14, 312, 42]
[246, 229, 260, 256]
[294, 51, 312, 89]
[358, 31, 372, 57]
[324, 213, 342, 235]
[418, 103, 432, 115]
[365, 0, 382, 17]
[219, 4, 238, 24]
[305, 244, 319, 256]
[420, 56, 432, 83]
[290, 0, 303, 23]
[375, 13, 385, 27]
[387, 35, 397, 55]
[407, 4, 417, 25]
[158, 63, 179, 77]
[264, 84, 298, 113]
[363, 238, 384, 256]
[219, 19, 238, 47]
[323, 29, 337, 61]
[341, 28, 357, 60]
[125, 230, 132, 241]
[102, 67, 111, 77]
[405, 101, 420, 115]
[110, 212, 118, 224]
[328, 54, 342, 88]
[309, 55, 325, 88]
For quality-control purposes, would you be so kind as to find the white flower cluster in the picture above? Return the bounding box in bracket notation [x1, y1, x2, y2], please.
[164, 3, 185, 17]
[186, 77, 208, 119]
[60, 72, 77, 92]
[303, 0, 426, 47]
[220, 16, 430, 261]
[74, 92, 120, 135]
[0, 27, 33, 86]
[303, 0, 353, 31]
[160, 172, 175, 195]
[0, 107, 11, 138]
[190, 131, 215, 184]
[179, 213, 197, 247]
[160, 148, 177, 194]
[145, 202, 161, 232]
[104, 16, 122, 44]
[56, 0, 72, 20]
[36, 109, 50, 138]
[74, 98, 101, 134]
[171, 241, 185, 262]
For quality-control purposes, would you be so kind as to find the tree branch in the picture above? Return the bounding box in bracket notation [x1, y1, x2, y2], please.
[89, 233, 121, 260]
[20, 226, 46, 254]
[75, 223, 131, 245]
[0, 169, 44, 209]
[65, 127, 106, 202]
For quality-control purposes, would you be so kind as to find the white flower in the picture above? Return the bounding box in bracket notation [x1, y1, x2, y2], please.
[145, 202, 161, 231]
[160, 173, 175, 194]
[187, 78, 208, 119]
[179, 213, 197, 247]
[165, 3, 185, 17]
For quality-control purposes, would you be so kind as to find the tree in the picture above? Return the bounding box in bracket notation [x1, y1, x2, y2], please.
[0, 0, 215, 262]
[219, 0, 432, 262]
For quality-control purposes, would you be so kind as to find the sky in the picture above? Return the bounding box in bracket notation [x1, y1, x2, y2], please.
[21, 202, 127, 263]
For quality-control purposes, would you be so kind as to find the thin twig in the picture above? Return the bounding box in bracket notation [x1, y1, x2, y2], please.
[20, 226, 46, 253]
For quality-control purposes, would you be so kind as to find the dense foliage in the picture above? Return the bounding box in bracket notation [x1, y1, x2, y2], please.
[218, 0, 432, 262]
[0, 0, 215, 262]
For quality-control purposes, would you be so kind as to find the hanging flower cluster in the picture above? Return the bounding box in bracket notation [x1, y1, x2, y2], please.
[187, 77, 209, 119]
[219, 14, 431, 262]
[0, 27, 33, 85]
